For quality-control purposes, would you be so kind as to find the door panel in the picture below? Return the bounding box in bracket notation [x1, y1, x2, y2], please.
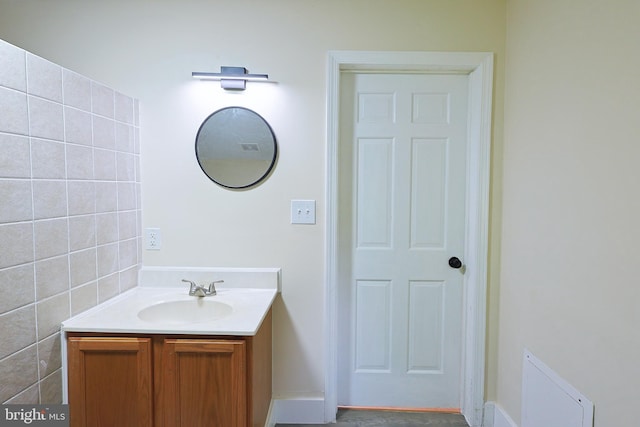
[67, 337, 153, 427]
[161, 339, 246, 427]
[338, 72, 468, 409]
[354, 280, 392, 372]
[407, 280, 444, 373]
[356, 138, 393, 248]
[411, 138, 447, 248]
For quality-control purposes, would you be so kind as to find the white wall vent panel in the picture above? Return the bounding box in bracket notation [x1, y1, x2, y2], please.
[522, 349, 594, 427]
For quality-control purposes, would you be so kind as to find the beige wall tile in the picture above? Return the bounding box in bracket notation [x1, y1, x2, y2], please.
[0, 180, 32, 223]
[98, 272, 119, 302]
[91, 82, 114, 118]
[67, 181, 95, 215]
[116, 152, 135, 182]
[136, 183, 142, 209]
[66, 144, 93, 180]
[0, 134, 30, 178]
[137, 236, 142, 264]
[0, 305, 36, 359]
[64, 107, 92, 146]
[68, 214, 95, 251]
[120, 265, 138, 292]
[115, 122, 134, 153]
[92, 115, 115, 149]
[69, 248, 96, 288]
[28, 96, 63, 141]
[118, 238, 137, 270]
[0, 344, 38, 403]
[0, 264, 35, 314]
[117, 182, 136, 211]
[33, 218, 68, 261]
[1, 45, 140, 404]
[94, 181, 116, 213]
[96, 243, 118, 278]
[32, 180, 67, 219]
[62, 69, 90, 112]
[0, 39, 26, 91]
[36, 293, 69, 339]
[0, 223, 34, 269]
[31, 138, 65, 179]
[118, 210, 137, 240]
[0, 87, 28, 135]
[4, 383, 39, 404]
[37, 333, 61, 378]
[96, 212, 117, 245]
[39, 369, 62, 404]
[26, 53, 62, 103]
[134, 127, 140, 155]
[114, 92, 133, 124]
[35, 255, 69, 300]
[70, 282, 97, 316]
[94, 148, 116, 181]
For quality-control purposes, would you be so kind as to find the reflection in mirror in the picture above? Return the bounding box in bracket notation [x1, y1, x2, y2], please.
[195, 107, 277, 189]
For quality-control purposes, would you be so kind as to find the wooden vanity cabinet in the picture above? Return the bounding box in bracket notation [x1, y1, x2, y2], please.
[67, 336, 154, 427]
[67, 311, 272, 427]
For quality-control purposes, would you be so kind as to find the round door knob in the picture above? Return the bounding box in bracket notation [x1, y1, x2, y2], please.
[448, 257, 463, 269]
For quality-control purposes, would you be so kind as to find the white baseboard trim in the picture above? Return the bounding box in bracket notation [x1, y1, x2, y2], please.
[484, 401, 518, 427]
[270, 396, 326, 425]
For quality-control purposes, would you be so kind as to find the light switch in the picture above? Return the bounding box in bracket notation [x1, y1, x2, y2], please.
[291, 200, 316, 224]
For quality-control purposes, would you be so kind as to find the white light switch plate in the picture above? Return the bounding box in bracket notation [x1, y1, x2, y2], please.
[291, 200, 316, 224]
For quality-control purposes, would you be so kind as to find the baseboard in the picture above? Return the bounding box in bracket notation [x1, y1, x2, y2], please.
[484, 401, 518, 427]
[271, 396, 326, 424]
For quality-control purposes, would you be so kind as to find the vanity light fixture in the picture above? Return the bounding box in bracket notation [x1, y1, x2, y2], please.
[192, 66, 269, 91]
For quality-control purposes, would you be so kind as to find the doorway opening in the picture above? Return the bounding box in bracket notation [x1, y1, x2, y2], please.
[325, 51, 493, 427]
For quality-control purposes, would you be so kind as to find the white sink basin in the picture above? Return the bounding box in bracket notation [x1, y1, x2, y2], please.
[137, 299, 233, 324]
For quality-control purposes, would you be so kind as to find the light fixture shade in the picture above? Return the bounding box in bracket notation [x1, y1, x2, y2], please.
[192, 66, 268, 90]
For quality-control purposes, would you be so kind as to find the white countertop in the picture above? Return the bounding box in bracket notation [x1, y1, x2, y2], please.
[61, 286, 277, 336]
[60, 267, 280, 403]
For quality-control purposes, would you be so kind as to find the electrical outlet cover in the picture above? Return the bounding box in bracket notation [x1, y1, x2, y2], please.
[145, 227, 162, 250]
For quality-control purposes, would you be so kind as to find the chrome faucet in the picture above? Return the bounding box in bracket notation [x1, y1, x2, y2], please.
[182, 279, 224, 297]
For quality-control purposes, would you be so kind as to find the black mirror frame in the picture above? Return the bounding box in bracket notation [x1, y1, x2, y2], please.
[195, 106, 278, 190]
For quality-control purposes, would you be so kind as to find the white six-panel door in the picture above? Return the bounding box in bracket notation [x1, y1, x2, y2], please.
[337, 72, 469, 409]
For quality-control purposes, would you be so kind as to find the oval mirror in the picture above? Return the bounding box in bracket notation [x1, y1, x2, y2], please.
[195, 107, 277, 189]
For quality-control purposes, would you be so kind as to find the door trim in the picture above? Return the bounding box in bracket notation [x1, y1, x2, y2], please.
[325, 51, 493, 427]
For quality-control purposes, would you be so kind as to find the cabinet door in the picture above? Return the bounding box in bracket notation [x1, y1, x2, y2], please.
[161, 339, 247, 427]
[67, 337, 153, 427]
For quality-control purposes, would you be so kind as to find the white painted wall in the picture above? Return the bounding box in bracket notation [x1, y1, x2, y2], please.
[0, 0, 506, 410]
[499, 0, 640, 425]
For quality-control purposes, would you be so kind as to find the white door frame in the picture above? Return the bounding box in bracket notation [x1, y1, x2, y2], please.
[324, 51, 493, 427]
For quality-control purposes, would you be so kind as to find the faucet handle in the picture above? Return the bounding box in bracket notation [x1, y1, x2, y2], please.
[181, 279, 197, 292]
[207, 279, 224, 295]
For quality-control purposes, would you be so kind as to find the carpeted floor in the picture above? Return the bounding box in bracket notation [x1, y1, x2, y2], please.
[276, 408, 470, 426]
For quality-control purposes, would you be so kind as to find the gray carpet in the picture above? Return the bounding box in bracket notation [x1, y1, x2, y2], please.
[276, 408, 470, 426]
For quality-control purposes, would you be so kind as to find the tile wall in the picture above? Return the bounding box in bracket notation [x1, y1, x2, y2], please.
[0, 39, 142, 403]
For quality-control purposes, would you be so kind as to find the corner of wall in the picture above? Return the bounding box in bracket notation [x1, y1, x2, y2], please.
[271, 395, 326, 425]
[484, 401, 518, 427]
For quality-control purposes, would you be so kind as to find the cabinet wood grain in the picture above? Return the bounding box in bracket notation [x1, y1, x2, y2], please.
[66, 309, 272, 427]
[67, 337, 153, 427]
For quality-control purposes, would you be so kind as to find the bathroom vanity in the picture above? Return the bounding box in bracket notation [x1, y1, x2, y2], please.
[61, 267, 279, 427]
